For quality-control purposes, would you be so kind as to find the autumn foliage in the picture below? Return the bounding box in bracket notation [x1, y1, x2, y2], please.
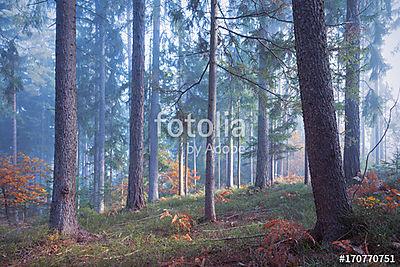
[160, 209, 193, 241]
[0, 154, 49, 220]
[159, 160, 200, 195]
[258, 219, 315, 266]
[348, 171, 400, 211]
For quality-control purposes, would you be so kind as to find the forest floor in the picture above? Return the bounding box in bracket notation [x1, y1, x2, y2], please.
[1, 182, 399, 266]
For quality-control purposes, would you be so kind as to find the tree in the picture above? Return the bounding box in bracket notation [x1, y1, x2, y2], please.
[343, 0, 361, 183]
[255, 14, 269, 189]
[292, 0, 352, 242]
[49, 0, 80, 235]
[148, 0, 161, 203]
[94, 0, 107, 214]
[0, 154, 48, 223]
[126, 0, 146, 211]
[204, 0, 217, 222]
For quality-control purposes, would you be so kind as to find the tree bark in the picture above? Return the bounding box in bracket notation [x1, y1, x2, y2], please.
[148, 0, 161, 203]
[255, 14, 269, 189]
[49, 0, 80, 235]
[205, 0, 217, 222]
[343, 0, 361, 183]
[292, 0, 352, 242]
[126, 0, 146, 211]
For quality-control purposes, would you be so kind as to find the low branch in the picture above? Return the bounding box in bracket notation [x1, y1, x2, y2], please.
[172, 61, 210, 107]
[217, 63, 286, 102]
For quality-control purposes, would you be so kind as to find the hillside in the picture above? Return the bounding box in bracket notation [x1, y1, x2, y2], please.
[1, 183, 399, 266]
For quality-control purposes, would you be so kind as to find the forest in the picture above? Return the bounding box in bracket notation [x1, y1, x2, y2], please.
[1, 0, 400, 266]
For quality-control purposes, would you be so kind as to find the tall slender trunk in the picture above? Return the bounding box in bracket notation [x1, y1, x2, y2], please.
[343, 0, 361, 183]
[12, 92, 17, 165]
[148, 0, 161, 202]
[255, 13, 269, 188]
[292, 0, 352, 242]
[184, 137, 189, 195]
[49, 0, 80, 235]
[249, 110, 254, 184]
[226, 95, 234, 188]
[127, 0, 146, 211]
[178, 139, 185, 196]
[193, 138, 197, 186]
[236, 99, 241, 189]
[94, 0, 106, 213]
[374, 78, 380, 165]
[205, 0, 217, 221]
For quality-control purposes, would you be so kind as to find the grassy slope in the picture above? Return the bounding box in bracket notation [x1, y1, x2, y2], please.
[1, 183, 399, 266]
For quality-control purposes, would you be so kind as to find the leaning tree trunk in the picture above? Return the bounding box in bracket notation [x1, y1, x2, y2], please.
[49, 0, 80, 235]
[204, 0, 217, 222]
[292, 0, 352, 242]
[126, 0, 146, 211]
[148, 0, 161, 203]
[343, 0, 361, 183]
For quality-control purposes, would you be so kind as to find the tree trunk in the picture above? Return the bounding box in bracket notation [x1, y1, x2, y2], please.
[249, 110, 254, 184]
[255, 13, 269, 188]
[226, 94, 234, 188]
[49, 0, 80, 235]
[343, 0, 361, 183]
[204, 0, 217, 222]
[148, 0, 161, 203]
[184, 138, 189, 195]
[178, 139, 185, 196]
[12, 92, 17, 165]
[95, 0, 106, 214]
[236, 99, 241, 189]
[292, 0, 352, 242]
[126, 0, 146, 211]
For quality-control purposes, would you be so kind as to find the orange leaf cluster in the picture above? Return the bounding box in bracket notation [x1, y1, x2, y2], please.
[215, 189, 233, 203]
[258, 219, 315, 266]
[0, 154, 49, 208]
[160, 209, 193, 240]
[348, 171, 400, 211]
[159, 160, 200, 195]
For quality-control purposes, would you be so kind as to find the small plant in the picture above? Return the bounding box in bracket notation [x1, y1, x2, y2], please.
[160, 209, 194, 241]
[215, 189, 233, 203]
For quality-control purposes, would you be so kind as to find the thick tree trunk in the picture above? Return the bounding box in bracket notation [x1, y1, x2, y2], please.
[95, 0, 106, 213]
[126, 0, 146, 211]
[49, 0, 80, 235]
[148, 0, 161, 202]
[343, 0, 361, 183]
[204, 0, 217, 222]
[292, 0, 352, 242]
